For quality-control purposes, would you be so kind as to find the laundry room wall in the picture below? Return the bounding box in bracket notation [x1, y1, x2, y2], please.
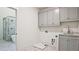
[17, 7, 40, 50]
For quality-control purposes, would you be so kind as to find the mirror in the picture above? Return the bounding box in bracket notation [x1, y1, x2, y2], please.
[0, 7, 16, 51]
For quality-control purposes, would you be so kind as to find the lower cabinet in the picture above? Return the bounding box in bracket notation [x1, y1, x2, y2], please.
[59, 35, 79, 51]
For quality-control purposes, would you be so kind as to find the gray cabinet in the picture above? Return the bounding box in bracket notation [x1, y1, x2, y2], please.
[59, 35, 79, 51]
[59, 38, 68, 51]
[39, 11, 48, 26]
[67, 39, 79, 51]
[67, 7, 77, 19]
[39, 7, 79, 26]
[60, 7, 79, 22]
[38, 8, 60, 27]
[47, 8, 60, 26]
[60, 7, 68, 20]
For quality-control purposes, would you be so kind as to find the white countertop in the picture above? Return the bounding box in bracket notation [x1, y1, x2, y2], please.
[59, 33, 79, 37]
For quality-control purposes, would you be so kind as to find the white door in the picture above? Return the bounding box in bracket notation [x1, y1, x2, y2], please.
[39, 11, 48, 26]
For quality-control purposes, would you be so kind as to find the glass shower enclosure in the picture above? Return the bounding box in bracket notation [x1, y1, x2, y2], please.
[3, 16, 16, 42]
[0, 7, 16, 51]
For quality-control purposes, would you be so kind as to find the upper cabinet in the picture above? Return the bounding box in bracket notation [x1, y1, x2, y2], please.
[60, 7, 79, 22]
[47, 8, 60, 26]
[68, 7, 77, 19]
[38, 8, 60, 27]
[38, 7, 79, 27]
[77, 7, 79, 19]
[59, 7, 68, 20]
[39, 11, 48, 26]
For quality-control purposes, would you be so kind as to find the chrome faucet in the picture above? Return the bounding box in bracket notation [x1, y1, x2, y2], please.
[51, 39, 55, 45]
[67, 25, 70, 34]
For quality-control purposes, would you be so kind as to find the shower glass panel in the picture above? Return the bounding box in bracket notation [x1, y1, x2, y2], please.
[0, 7, 16, 51]
[3, 16, 16, 41]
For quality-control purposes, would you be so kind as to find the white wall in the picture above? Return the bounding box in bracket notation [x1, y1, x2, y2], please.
[0, 7, 16, 40]
[40, 21, 79, 32]
[17, 7, 40, 50]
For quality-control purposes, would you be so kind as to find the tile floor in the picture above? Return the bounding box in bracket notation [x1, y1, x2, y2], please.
[0, 40, 16, 51]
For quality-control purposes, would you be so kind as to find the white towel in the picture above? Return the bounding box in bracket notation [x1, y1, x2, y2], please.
[33, 43, 47, 50]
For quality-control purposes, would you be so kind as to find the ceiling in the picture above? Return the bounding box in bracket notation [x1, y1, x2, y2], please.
[37, 7, 48, 10]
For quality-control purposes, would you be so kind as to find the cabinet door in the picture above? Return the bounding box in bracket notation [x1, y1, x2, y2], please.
[77, 7, 79, 19]
[67, 39, 79, 51]
[67, 39, 74, 51]
[60, 7, 68, 20]
[59, 36, 79, 51]
[38, 12, 48, 26]
[59, 38, 68, 51]
[47, 10, 54, 26]
[72, 39, 79, 51]
[48, 8, 60, 26]
[67, 7, 77, 19]
[53, 8, 60, 26]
